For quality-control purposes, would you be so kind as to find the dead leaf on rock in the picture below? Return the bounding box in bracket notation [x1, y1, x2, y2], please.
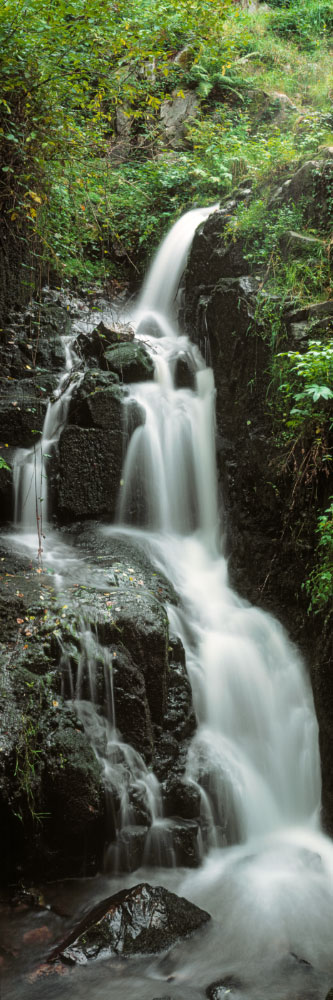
[23, 926, 52, 946]
[27, 961, 67, 983]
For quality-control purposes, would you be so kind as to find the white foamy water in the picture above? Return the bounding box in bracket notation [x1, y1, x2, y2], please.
[6, 206, 333, 999]
[102, 204, 333, 995]
[13, 334, 80, 552]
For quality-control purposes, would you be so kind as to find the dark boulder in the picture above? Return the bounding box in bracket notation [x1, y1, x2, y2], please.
[68, 369, 146, 436]
[112, 645, 154, 761]
[174, 353, 196, 390]
[170, 817, 201, 866]
[162, 777, 201, 820]
[49, 883, 210, 963]
[56, 424, 124, 520]
[74, 319, 134, 363]
[67, 369, 121, 427]
[43, 711, 105, 864]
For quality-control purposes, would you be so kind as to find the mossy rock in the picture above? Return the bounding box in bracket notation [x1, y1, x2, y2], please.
[102, 342, 154, 382]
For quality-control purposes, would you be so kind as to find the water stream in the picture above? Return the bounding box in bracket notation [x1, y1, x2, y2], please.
[6, 207, 333, 998]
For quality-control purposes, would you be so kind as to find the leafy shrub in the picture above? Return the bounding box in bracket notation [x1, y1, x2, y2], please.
[305, 497, 333, 611]
[277, 340, 333, 435]
[268, 0, 333, 50]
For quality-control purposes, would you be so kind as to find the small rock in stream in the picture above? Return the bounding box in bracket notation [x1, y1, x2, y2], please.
[206, 975, 245, 999]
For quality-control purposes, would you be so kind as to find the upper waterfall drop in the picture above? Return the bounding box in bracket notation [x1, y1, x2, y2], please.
[134, 204, 218, 334]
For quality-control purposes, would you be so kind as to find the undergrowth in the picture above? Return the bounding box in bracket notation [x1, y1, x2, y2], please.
[1, 0, 332, 287]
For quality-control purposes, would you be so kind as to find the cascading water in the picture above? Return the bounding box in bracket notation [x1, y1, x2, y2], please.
[100, 206, 333, 996]
[115, 207, 320, 847]
[6, 208, 333, 999]
[13, 334, 80, 551]
[59, 624, 170, 873]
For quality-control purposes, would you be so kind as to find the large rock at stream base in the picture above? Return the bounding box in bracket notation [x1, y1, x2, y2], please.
[52, 883, 210, 963]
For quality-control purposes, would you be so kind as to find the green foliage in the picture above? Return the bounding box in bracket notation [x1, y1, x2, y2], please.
[267, 0, 333, 51]
[277, 340, 333, 436]
[305, 497, 333, 611]
[0, 0, 332, 286]
[273, 342, 333, 523]
[0, 456, 10, 470]
[42, 153, 231, 283]
[226, 199, 331, 347]
[14, 706, 42, 823]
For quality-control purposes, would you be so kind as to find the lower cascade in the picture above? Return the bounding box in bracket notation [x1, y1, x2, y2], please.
[6, 206, 333, 998]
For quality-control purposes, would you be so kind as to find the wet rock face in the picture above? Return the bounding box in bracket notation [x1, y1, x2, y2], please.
[0, 530, 199, 881]
[184, 254, 277, 616]
[0, 373, 58, 448]
[0, 645, 105, 882]
[56, 424, 124, 521]
[52, 883, 210, 963]
[1, 306, 66, 379]
[56, 370, 146, 522]
[0, 463, 12, 521]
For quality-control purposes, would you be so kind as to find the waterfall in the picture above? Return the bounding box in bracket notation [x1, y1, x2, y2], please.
[115, 206, 321, 845]
[6, 208, 333, 997]
[100, 206, 333, 991]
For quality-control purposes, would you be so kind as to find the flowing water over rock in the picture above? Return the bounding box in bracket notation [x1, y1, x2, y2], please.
[4, 207, 333, 999]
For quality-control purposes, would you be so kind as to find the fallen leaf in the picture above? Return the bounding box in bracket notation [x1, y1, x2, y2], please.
[27, 962, 67, 983]
[23, 926, 52, 946]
